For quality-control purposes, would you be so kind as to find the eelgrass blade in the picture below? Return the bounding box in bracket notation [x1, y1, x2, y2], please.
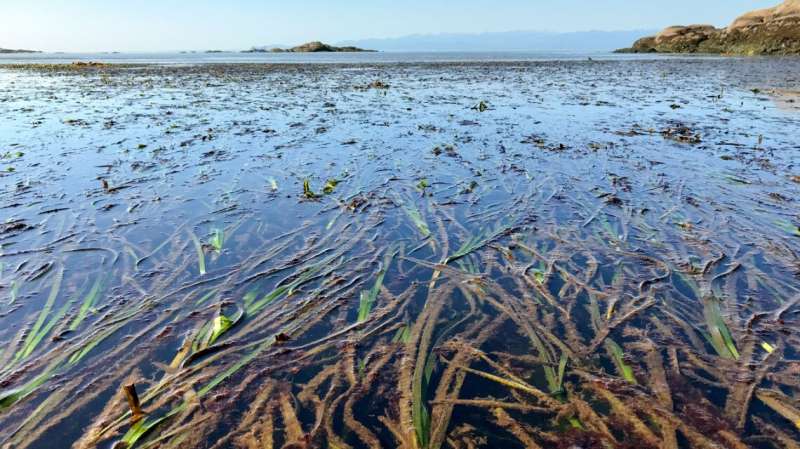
[69, 275, 104, 331]
[16, 266, 63, 361]
[209, 228, 224, 253]
[446, 222, 514, 264]
[357, 247, 398, 323]
[604, 339, 637, 384]
[188, 230, 206, 276]
[702, 296, 740, 360]
[119, 415, 170, 449]
[0, 367, 53, 412]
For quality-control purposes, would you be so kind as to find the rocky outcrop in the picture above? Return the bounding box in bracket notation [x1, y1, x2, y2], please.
[616, 0, 800, 55]
[243, 42, 374, 53]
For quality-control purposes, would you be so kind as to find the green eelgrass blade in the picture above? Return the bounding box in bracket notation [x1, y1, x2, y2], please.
[120, 416, 170, 449]
[392, 325, 410, 343]
[357, 247, 398, 323]
[702, 296, 740, 360]
[246, 262, 327, 315]
[21, 301, 70, 360]
[556, 354, 568, 393]
[357, 291, 373, 323]
[604, 339, 637, 384]
[405, 206, 431, 238]
[413, 399, 431, 448]
[118, 334, 280, 447]
[69, 275, 104, 331]
[203, 306, 243, 348]
[198, 336, 276, 397]
[246, 283, 292, 316]
[195, 289, 218, 306]
[67, 308, 141, 366]
[16, 266, 63, 361]
[188, 230, 206, 276]
[446, 222, 514, 265]
[209, 228, 224, 252]
[0, 366, 54, 412]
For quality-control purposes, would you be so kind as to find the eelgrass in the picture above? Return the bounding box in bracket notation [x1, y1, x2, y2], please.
[604, 339, 637, 384]
[69, 275, 104, 331]
[357, 247, 399, 323]
[702, 296, 740, 360]
[16, 266, 64, 362]
[188, 230, 206, 276]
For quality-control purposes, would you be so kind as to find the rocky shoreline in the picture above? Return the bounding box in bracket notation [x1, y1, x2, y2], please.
[243, 41, 375, 53]
[617, 0, 800, 55]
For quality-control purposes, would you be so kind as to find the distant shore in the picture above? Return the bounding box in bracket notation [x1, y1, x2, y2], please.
[0, 48, 40, 54]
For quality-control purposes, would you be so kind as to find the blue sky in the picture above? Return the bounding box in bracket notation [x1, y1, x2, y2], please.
[2, 0, 780, 52]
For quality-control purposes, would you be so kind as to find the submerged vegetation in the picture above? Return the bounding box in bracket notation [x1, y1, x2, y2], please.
[0, 59, 799, 448]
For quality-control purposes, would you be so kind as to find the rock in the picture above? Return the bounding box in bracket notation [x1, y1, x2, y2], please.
[287, 41, 374, 53]
[616, 0, 800, 55]
[244, 42, 375, 53]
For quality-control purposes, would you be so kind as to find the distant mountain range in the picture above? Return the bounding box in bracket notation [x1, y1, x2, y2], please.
[335, 30, 659, 52]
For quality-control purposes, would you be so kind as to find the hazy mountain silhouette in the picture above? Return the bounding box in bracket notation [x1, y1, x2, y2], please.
[337, 30, 659, 52]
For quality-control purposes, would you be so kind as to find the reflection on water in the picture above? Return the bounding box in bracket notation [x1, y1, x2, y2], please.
[0, 59, 799, 449]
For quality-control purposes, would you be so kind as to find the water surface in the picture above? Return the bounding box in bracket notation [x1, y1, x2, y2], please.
[0, 58, 799, 449]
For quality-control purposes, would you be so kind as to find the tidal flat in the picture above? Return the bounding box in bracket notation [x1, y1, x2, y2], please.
[0, 59, 799, 449]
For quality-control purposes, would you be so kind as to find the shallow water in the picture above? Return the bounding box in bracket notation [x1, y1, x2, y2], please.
[0, 59, 799, 449]
[0, 51, 747, 65]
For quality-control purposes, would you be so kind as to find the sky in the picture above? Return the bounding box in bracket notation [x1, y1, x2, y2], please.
[1, 0, 782, 52]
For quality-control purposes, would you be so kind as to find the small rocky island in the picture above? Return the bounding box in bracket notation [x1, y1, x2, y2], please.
[0, 47, 40, 54]
[617, 0, 800, 55]
[243, 41, 375, 53]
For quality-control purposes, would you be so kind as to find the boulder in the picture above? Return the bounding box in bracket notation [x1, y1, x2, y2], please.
[616, 0, 800, 55]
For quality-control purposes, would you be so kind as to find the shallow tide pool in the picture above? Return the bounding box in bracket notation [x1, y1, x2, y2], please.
[1, 59, 799, 449]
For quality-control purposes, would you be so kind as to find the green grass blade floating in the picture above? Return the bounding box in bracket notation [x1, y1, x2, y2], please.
[22, 301, 70, 359]
[392, 326, 411, 343]
[702, 296, 740, 360]
[356, 291, 373, 323]
[188, 230, 206, 276]
[69, 275, 104, 331]
[356, 247, 399, 323]
[556, 354, 568, 393]
[0, 367, 53, 412]
[246, 263, 326, 315]
[446, 222, 514, 264]
[604, 339, 637, 384]
[119, 415, 170, 449]
[405, 206, 431, 239]
[205, 306, 243, 348]
[197, 336, 277, 397]
[195, 289, 219, 306]
[413, 398, 431, 449]
[209, 228, 224, 253]
[16, 266, 63, 362]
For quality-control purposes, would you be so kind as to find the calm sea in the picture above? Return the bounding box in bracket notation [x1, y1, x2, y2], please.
[0, 50, 728, 65]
